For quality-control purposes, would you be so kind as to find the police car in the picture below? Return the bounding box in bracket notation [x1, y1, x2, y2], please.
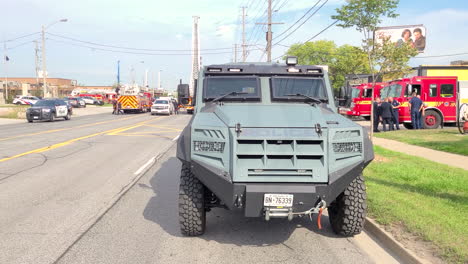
[26, 99, 71, 123]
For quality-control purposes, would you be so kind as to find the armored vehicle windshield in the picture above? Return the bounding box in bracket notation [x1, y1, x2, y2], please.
[204, 77, 260, 102]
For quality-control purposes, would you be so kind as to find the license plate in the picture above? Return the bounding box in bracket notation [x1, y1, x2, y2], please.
[264, 194, 293, 207]
[33, 116, 39, 119]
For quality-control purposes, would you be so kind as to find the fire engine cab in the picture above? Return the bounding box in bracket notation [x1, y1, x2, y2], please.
[380, 76, 467, 129]
[343, 82, 385, 120]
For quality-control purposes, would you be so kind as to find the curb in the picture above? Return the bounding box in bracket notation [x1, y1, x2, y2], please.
[364, 217, 427, 264]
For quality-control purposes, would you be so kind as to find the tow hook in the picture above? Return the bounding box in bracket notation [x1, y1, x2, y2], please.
[234, 194, 243, 208]
[263, 200, 326, 223]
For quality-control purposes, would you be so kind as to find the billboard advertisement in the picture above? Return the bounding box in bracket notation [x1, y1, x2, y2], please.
[374, 24, 427, 53]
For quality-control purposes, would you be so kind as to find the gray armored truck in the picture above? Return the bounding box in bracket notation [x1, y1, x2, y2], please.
[177, 57, 374, 236]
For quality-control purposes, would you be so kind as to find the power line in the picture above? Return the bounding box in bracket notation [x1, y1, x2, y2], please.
[1, 32, 40, 43]
[5, 39, 39, 50]
[413, 52, 468, 58]
[273, 0, 322, 40]
[276, 0, 290, 12]
[273, 20, 338, 61]
[273, 0, 328, 46]
[47, 38, 256, 56]
[47, 32, 251, 52]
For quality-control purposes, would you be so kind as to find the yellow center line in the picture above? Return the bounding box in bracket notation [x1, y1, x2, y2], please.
[0, 115, 141, 142]
[0, 117, 159, 163]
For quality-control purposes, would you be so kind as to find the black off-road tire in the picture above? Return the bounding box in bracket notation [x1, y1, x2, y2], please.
[328, 174, 367, 236]
[178, 163, 206, 236]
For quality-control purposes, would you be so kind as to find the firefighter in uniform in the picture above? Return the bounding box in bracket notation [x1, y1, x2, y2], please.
[373, 97, 382, 132]
[389, 97, 400, 130]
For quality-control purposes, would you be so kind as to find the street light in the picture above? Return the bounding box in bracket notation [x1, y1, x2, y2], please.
[42, 18, 67, 98]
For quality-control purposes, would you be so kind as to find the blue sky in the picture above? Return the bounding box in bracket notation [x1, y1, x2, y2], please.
[1, 0, 468, 90]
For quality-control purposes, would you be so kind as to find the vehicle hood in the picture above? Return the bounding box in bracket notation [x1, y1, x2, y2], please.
[205, 104, 329, 128]
[153, 104, 170, 107]
[29, 106, 53, 110]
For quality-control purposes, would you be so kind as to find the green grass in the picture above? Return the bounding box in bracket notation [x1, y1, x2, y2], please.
[365, 146, 468, 263]
[374, 129, 468, 156]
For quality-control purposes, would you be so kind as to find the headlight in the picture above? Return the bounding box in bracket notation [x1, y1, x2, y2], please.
[333, 142, 362, 153]
[193, 141, 225, 153]
[42, 108, 51, 113]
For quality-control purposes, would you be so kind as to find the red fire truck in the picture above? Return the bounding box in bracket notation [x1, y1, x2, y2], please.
[341, 82, 385, 120]
[379, 76, 468, 129]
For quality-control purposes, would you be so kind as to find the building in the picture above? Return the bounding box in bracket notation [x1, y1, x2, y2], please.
[0, 77, 77, 98]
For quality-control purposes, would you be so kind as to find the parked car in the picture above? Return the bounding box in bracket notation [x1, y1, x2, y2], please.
[151, 99, 174, 115]
[12, 95, 40, 105]
[64, 97, 86, 108]
[81, 96, 104, 105]
[61, 99, 74, 115]
[26, 99, 71, 122]
[76, 97, 86, 108]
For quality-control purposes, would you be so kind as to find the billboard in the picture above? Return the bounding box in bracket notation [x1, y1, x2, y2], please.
[374, 24, 427, 53]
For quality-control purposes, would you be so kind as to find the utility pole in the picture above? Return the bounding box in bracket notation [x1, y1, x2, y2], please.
[190, 16, 200, 97]
[3, 42, 8, 103]
[266, 0, 273, 62]
[144, 69, 149, 88]
[34, 41, 40, 93]
[242, 6, 247, 62]
[117, 60, 120, 87]
[41, 25, 48, 97]
[234, 44, 238, 63]
[158, 70, 161, 90]
[256, 0, 282, 62]
[41, 19, 67, 98]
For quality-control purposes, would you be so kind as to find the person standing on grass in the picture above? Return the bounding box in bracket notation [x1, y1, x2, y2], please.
[373, 97, 382, 132]
[389, 97, 400, 130]
[380, 97, 394, 132]
[417, 95, 426, 129]
[409, 92, 424, 129]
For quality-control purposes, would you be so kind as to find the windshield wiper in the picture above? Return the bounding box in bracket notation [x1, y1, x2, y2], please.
[286, 94, 327, 104]
[210, 91, 248, 102]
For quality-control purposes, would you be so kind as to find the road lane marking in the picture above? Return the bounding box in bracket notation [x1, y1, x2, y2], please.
[134, 156, 156, 175]
[0, 118, 157, 163]
[0, 115, 141, 142]
[173, 134, 180, 141]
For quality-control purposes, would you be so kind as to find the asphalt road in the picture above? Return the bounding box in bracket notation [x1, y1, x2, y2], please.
[0, 112, 400, 264]
[0, 112, 190, 264]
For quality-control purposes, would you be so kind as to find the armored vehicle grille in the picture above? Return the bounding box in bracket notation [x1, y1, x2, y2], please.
[234, 139, 327, 182]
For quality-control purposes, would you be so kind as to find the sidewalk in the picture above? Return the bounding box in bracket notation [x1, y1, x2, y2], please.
[372, 137, 468, 170]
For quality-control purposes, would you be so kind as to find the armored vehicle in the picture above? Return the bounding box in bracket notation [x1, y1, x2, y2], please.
[177, 57, 374, 236]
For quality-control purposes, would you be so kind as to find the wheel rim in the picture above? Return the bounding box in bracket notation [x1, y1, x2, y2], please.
[425, 115, 436, 126]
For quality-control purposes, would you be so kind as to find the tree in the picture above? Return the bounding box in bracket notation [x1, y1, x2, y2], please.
[332, 0, 417, 137]
[371, 36, 418, 81]
[333, 44, 370, 90]
[286, 40, 369, 92]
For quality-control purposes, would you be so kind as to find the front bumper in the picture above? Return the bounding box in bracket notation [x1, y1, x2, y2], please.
[26, 110, 52, 120]
[151, 108, 170, 114]
[190, 159, 366, 217]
